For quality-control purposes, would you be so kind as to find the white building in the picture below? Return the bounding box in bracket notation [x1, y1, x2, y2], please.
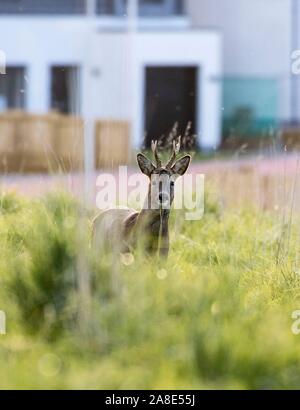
[2, 0, 296, 153]
[0, 0, 222, 151]
[188, 0, 300, 135]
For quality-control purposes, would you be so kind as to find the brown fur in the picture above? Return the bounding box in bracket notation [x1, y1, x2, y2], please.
[92, 138, 191, 257]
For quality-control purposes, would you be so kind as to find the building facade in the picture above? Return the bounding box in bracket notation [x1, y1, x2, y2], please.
[188, 0, 300, 137]
[1, 0, 296, 151]
[0, 0, 222, 151]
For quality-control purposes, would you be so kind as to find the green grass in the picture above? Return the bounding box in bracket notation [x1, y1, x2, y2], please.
[1, 189, 300, 389]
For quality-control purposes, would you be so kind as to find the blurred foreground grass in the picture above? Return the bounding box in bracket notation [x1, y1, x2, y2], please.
[1, 189, 300, 389]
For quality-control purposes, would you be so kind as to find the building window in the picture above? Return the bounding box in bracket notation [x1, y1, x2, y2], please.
[0, 66, 26, 111]
[0, 0, 185, 16]
[96, 0, 185, 16]
[139, 0, 184, 16]
[0, 0, 85, 15]
[50, 66, 80, 114]
[222, 77, 278, 140]
[96, 0, 126, 15]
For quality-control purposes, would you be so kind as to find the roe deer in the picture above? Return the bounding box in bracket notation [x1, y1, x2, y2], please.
[92, 137, 191, 258]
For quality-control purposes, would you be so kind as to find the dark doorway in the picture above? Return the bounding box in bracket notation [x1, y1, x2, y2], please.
[50, 66, 79, 114]
[144, 66, 197, 147]
[0, 66, 26, 110]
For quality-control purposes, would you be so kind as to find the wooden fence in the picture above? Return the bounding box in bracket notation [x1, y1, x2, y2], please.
[95, 119, 130, 169]
[206, 166, 300, 212]
[282, 128, 300, 151]
[0, 111, 131, 173]
[220, 128, 300, 152]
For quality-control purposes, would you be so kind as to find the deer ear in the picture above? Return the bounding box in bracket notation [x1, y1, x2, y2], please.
[171, 155, 191, 176]
[137, 153, 155, 177]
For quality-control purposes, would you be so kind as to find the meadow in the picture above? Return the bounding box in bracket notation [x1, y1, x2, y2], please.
[1, 185, 300, 389]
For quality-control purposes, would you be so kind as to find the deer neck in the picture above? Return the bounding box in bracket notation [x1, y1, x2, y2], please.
[135, 192, 170, 256]
[159, 209, 170, 258]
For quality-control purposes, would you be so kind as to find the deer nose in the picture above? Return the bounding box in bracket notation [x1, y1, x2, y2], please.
[159, 193, 169, 204]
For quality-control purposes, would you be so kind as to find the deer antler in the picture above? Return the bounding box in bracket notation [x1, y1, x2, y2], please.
[166, 136, 181, 169]
[151, 140, 162, 168]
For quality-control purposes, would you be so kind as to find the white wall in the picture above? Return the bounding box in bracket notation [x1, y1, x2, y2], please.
[0, 18, 88, 113]
[0, 17, 222, 149]
[187, 0, 295, 122]
[89, 30, 222, 149]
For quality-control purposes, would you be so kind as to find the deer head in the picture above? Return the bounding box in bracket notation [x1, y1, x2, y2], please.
[137, 137, 191, 212]
[92, 137, 192, 259]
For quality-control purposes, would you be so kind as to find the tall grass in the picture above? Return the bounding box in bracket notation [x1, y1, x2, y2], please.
[1, 189, 300, 389]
